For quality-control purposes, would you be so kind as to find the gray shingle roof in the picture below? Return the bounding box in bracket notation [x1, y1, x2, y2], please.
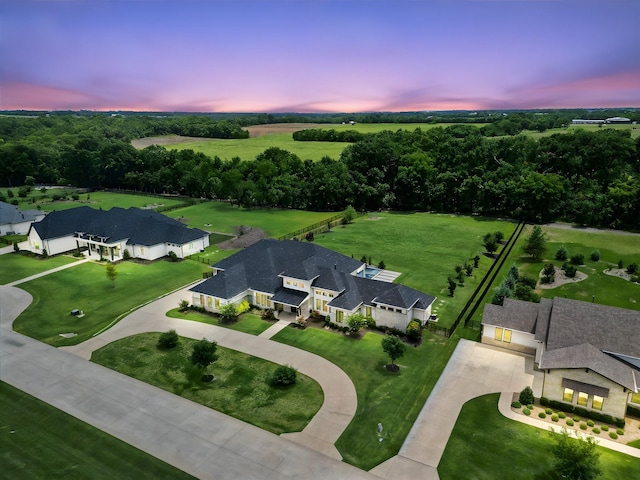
[0, 201, 44, 225]
[481, 298, 541, 333]
[190, 239, 436, 313]
[30, 206, 208, 246]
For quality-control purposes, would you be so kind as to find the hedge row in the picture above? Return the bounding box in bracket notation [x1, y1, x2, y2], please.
[539, 397, 625, 428]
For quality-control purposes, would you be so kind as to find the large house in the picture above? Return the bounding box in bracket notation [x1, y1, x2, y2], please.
[0, 201, 46, 235]
[189, 239, 436, 331]
[482, 297, 640, 419]
[26, 206, 209, 261]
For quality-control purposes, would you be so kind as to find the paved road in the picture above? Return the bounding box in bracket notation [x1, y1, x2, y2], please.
[0, 284, 375, 480]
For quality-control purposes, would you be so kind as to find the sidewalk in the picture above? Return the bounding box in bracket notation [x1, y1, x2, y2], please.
[6, 258, 89, 286]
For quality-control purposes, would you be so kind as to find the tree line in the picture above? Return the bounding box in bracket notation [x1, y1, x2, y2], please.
[1, 113, 639, 229]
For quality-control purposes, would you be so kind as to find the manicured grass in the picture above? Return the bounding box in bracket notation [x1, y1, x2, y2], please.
[470, 225, 640, 321]
[165, 132, 348, 162]
[1, 381, 195, 480]
[14, 259, 210, 346]
[166, 309, 273, 335]
[315, 212, 517, 328]
[167, 201, 340, 237]
[91, 333, 323, 434]
[325, 122, 488, 134]
[207, 232, 234, 244]
[438, 393, 640, 480]
[273, 326, 458, 470]
[0, 252, 77, 285]
[5, 190, 187, 213]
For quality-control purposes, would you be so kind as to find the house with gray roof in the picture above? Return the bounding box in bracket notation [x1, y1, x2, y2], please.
[26, 206, 209, 261]
[481, 297, 640, 419]
[0, 201, 46, 235]
[189, 239, 436, 331]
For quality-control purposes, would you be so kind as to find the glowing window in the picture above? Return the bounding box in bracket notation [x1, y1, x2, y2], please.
[563, 388, 574, 403]
[592, 395, 604, 411]
[577, 392, 588, 407]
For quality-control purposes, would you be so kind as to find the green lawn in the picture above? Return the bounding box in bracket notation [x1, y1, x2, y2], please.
[470, 225, 640, 321]
[324, 122, 488, 134]
[315, 212, 518, 328]
[273, 326, 458, 470]
[37, 191, 188, 213]
[438, 393, 640, 480]
[91, 333, 323, 434]
[166, 201, 340, 237]
[1, 381, 195, 480]
[0, 252, 77, 285]
[13, 259, 210, 346]
[166, 309, 273, 336]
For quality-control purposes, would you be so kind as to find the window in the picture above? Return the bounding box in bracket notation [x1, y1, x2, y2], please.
[215, 298, 220, 307]
[592, 395, 604, 411]
[141, 247, 145, 255]
[336, 311, 344, 322]
[315, 290, 320, 295]
[503, 329, 512, 343]
[563, 388, 574, 403]
[632, 392, 640, 405]
[207, 297, 212, 308]
[329, 293, 334, 298]
[293, 281, 298, 287]
[199, 295, 204, 306]
[494, 327, 503, 341]
[577, 392, 588, 407]
[316, 299, 321, 310]
[286, 280, 291, 285]
[300, 283, 304, 288]
[322, 300, 328, 312]
[366, 306, 372, 317]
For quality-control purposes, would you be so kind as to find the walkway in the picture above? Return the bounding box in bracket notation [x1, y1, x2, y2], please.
[370, 340, 543, 480]
[0, 284, 374, 480]
[6, 257, 89, 286]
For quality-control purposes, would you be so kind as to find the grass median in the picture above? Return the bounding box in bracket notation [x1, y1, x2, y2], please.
[166, 308, 273, 335]
[91, 333, 323, 434]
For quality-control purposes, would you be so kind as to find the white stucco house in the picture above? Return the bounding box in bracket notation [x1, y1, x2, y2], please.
[26, 206, 209, 261]
[0, 201, 46, 235]
[482, 297, 640, 420]
[189, 239, 436, 332]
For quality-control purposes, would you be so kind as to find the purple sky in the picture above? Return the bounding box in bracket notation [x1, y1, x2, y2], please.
[2, 0, 639, 112]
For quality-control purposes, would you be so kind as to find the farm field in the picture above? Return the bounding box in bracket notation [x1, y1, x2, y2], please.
[0, 252, 77, 285]
[469, 224, 640, 323]
[91, 333, 323, 434]
[438, 393, 640, 480]
[273, 326, 457, 470]
[315, 212, 518, 328]
[1, 382, 195, 480]
[13, 259, 210, 347]
[166, 201, 339, 237]
[518, 123, 640, 139]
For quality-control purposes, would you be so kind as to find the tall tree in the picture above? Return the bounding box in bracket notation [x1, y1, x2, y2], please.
[522, 226, 547, 260]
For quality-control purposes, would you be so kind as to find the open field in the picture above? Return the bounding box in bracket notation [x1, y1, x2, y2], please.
[438, 393, 640, 480]
[0, 252, 77, 285]
[1, 189, 187, 213]
[91, 333, 323, 434]
[273, 326, 457, 470]
[519, 123, 640, 139]
[166, 309, 273, 336]
[1, 381, 195, 480]
[315, 212, 518, 328]
[167, 201, 339, 237]
[14, 259, 210, 347]
[469, 224, 640, 322]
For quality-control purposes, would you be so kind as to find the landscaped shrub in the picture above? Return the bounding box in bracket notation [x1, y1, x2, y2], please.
[157, 329, 179, 349]
[122, 249, 131, 260]
[545, 408, 553, 415]
[570, 253, 585, 265]
[527, 404, 534, 410]
[561, 263, 577, 278]
[555, 246, 568, 261]
[261, 309, 276, 320]
[540, 396, 550, 407]
[551, 414, 559, 422]
[179, 299, 189, 311]
[237, 300, 251, 315]
[627, 405, 640, 418]
[523, 408, 531, 416]
[558, 412, 566, 419]
[616, 428, 624, 435]
[618, 259, 624, 269]
[406, 320, 422, 342]
[614, 418, 626, 429]
[587, 420, 594, 427]
[167, 250, 178, 262]
[538, 412, 546, 419]
[572, 416, 580, 422]
[580, 422, 588, 430]
[600, 425, 609, 431]
[271, 365, 297, 386]
[519, 386, 534, 406]
[592, 427, 600, 434]
[609, 432, 618, 440]
[590, 250, 600, 261]
[566, 419, 574, 426]
[627, 263, 638, 274]
[541, 263, 555, 283]
[511, 401, 522, 409]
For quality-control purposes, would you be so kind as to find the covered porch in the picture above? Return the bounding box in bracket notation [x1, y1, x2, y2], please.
[271, 288, 309, 317]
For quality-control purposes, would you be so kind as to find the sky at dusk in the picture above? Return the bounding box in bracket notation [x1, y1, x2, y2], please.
[2, 0, 639, 113]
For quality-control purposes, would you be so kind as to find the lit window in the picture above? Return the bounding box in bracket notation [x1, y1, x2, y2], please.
[503, 329, 512, 343]
[632, 392, 640, 404]
[207, 297, 212, 308]
[592, 395, 604, 411]
[336, 311, 344, 322]
[300, 283, 304, 288]
[494, 327, 503, 341]
[577, 392, 588, 407]
[286, 280, 291, 285]
[563, 388, 574, 403]
[366, 306, 372, 317]
[316, 299, 321, 310]
[215, 298, 220, 307]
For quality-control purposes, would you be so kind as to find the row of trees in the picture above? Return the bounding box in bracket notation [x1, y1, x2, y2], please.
[2, 115, 639, 229]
